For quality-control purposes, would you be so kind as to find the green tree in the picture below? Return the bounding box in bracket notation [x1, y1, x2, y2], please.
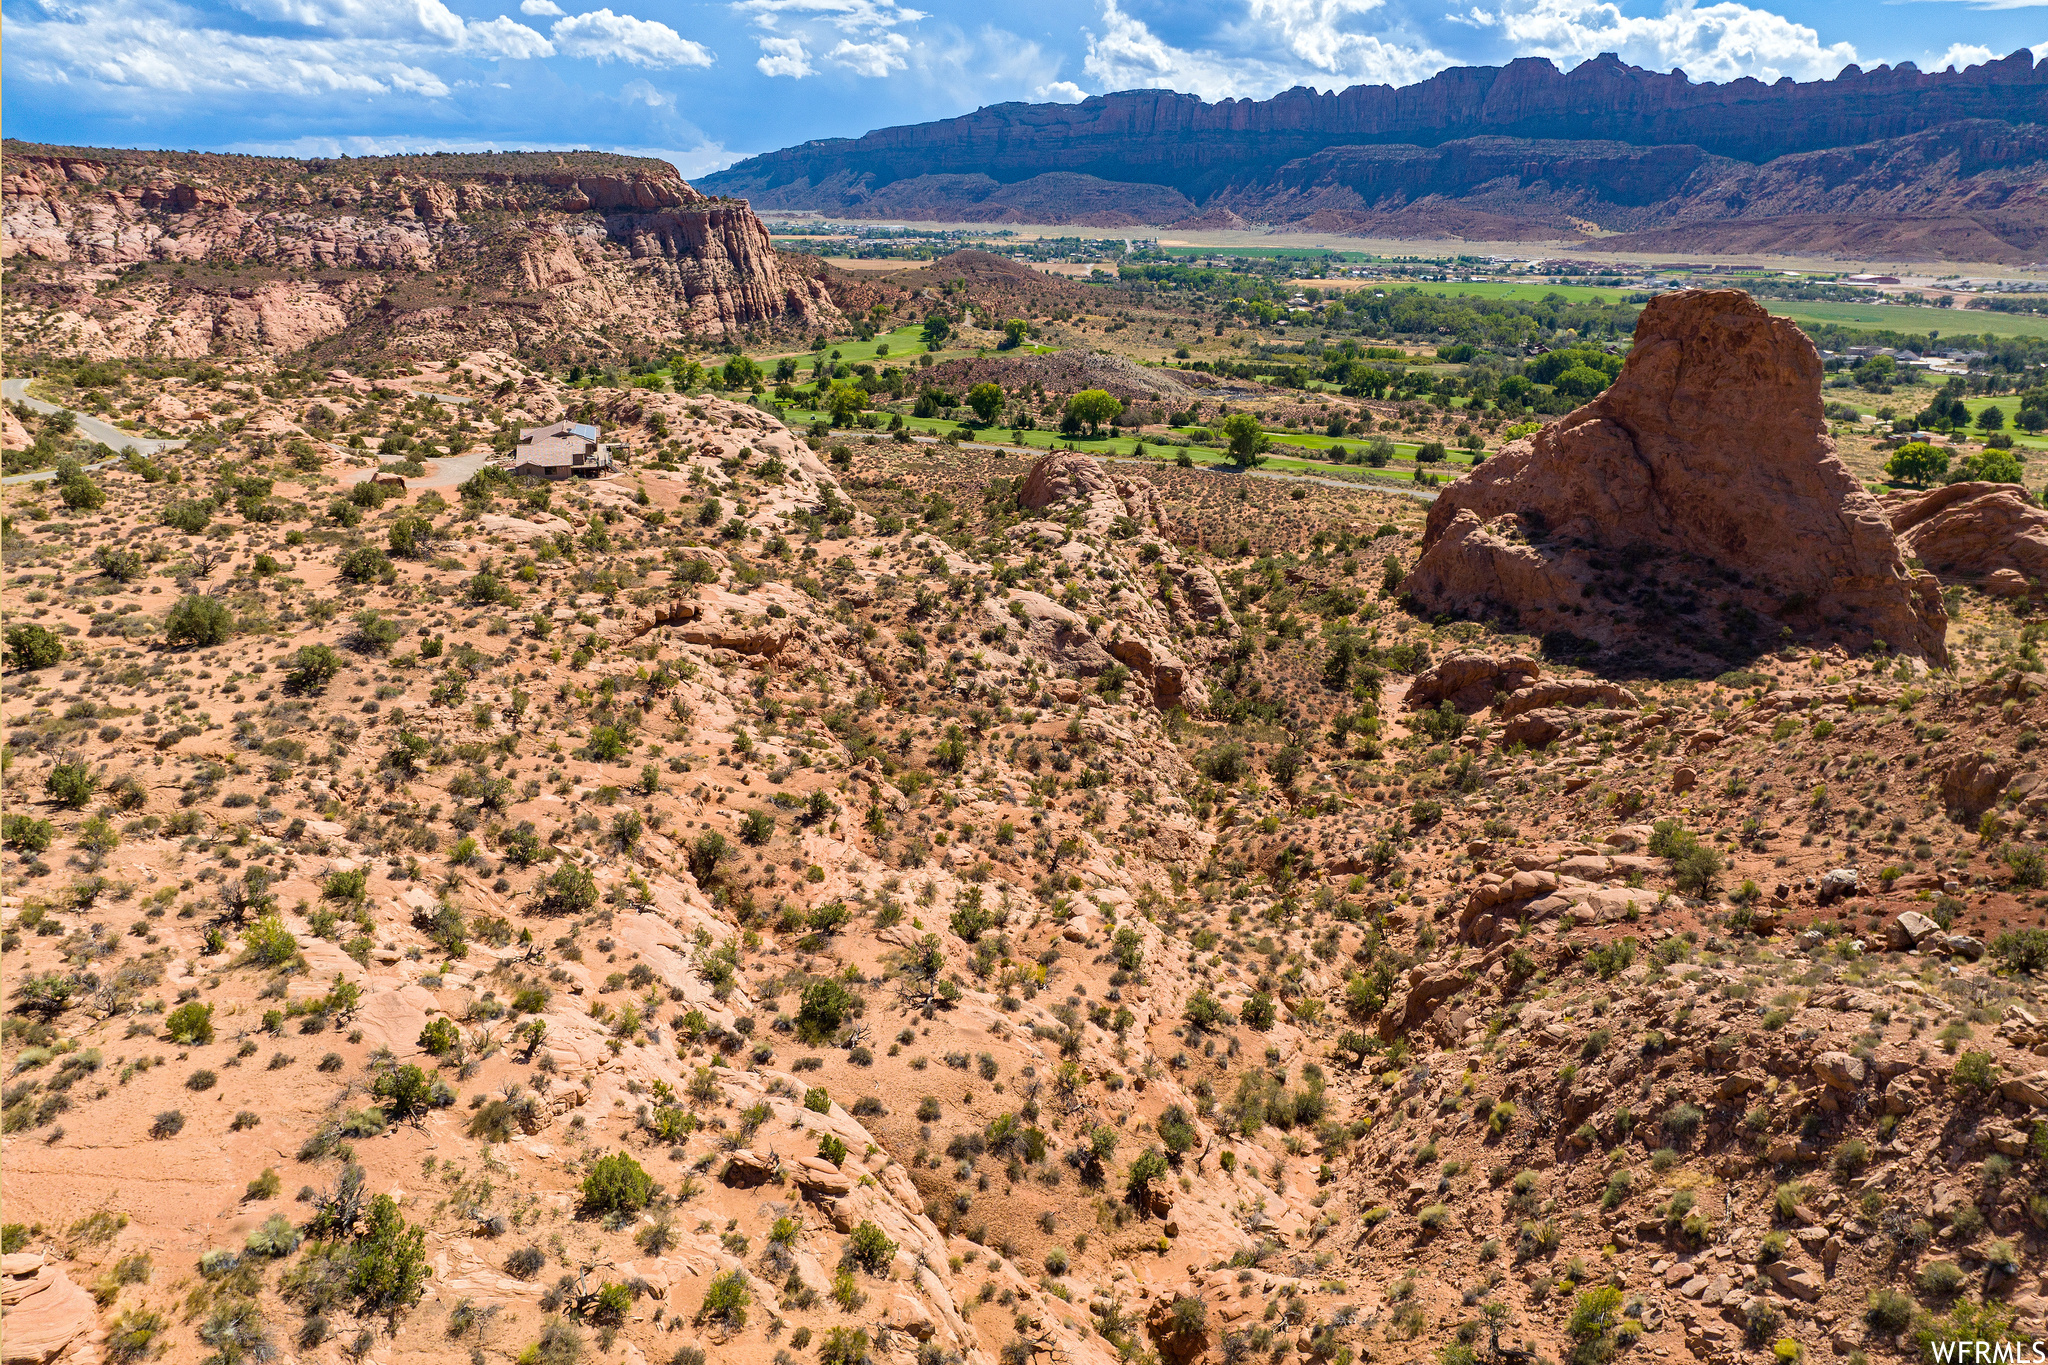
[285, 645, 343, 692]
[4, 623, 62, 671]
[349, 1194, 429, 1312]
[843, 1220, 896, 1274]
[696, 1269, 750, 1329]
[1000, 318, 1029, 349]
[1220, 413, 1271, 467]
[1063, 390, 1121, 437]
[966, 383, 1005, 424]
[539, 863, 599, 916]
[373, 1064, 438, 1119]
[1980, 405, 2007, 432]
[921, 315, 953, 350]
[1885, 441, 1949, 488]
[45, 761, 99, 809]
[165, 595, 234, 646]
[826, 381, 868, 427]
[582, 1151, 654, 1214]
[58, 469, 105, 511]
[797, 978, 860, 1044]
[165, 1001, 215, 1044]
[1960, 447, 2027, 485]
[722, 353, 762, 389]
[163, 500, 211, 534]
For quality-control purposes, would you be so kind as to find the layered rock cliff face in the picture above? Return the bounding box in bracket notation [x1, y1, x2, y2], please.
[1406, 289, 1950, 672]
[702, 51, 2048, 254]
[1, 146, 838, 358]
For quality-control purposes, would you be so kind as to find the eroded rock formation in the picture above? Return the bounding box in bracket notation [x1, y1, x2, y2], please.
[1407, 289, 1949, 670]
[1888, 480, 2048, 597]
[1, 146, 838, 356]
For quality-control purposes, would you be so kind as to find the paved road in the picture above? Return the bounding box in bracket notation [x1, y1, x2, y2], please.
[2, 377, 189, 484]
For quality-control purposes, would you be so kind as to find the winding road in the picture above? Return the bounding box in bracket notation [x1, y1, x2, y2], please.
[2, 377, 189, 484]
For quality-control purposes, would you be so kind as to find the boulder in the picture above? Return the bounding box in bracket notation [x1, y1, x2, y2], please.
[1812, 1052, 1866, 1091]
[1762, 1259, 1824, 1302]
[1890, 481, 2048, 594]
[1147, 1292, 1213, 1364]
[1503, 707, 1573, 748]
[1888, 910, 1940, 949]
[1942, 753, 2013, 816]
[1405, 652, 1541, 713]
[1817, 867, 1860, 905]
[2001, 1072, 2048, 1108]
[1405, 290, 1948, 667]
[721, 1149, 778, 1187]
[1495, 677, 1640, 718]
[885, 1295, 938, 1340]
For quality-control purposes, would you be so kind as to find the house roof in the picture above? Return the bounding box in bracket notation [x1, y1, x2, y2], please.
[519, 420, 600, 443]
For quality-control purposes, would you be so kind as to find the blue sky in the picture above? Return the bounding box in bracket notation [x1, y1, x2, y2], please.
[3, 0, 2041, 176]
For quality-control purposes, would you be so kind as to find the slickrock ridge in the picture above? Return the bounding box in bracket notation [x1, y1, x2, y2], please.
[1406, 289, 1949, 670]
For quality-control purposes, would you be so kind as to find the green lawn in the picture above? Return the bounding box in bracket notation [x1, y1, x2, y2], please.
[1766, 299, 2048, 340]
[748, 324, 930, 368]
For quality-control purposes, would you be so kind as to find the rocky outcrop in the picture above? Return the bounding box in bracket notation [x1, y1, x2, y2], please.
[2, 146, 839, 355]
[1406, 289, 1948, 670]
[1889, 480, 2048, 596]
[1, 1254, 95, 1365]
[1405, 652, 1541, 711]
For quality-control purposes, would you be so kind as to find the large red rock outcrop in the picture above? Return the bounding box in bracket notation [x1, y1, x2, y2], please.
[1, 148, 838, 354]
[1407, 289, 1948, 669]
[1888, 480, 2048, 597]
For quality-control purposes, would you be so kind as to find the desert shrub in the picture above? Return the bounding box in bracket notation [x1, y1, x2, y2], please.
[581, 1152, 653, 1215]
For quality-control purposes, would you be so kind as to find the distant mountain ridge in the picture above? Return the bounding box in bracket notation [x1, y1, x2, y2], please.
[700, 51, 2048, 260]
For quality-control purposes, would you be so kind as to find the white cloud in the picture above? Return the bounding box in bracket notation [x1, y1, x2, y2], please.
[550, 8, 714, 66]
[7, 0, 473, 95]
[1081, 0, 1443, 98]
[825, 31, 909, 73]
[1035, 78, 1087, 99]
[1465, 0, 1857, 83]
[756, 33, 816, 74]
[619, 74, 672, 104]
[730, 0, 927, 32]
[465, 14, 555, 57]
[1933, 41, 1995, 68]
[519, 0, 563, 14]
[220, 0, 551, 54]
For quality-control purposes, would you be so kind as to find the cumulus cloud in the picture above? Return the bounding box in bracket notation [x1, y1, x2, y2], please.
[519, 0, 563, 14]
[731, 0, 928, 81]
[220, 0, 553, 54]
[1933, 41, 1996, 69]
[9, 0, 452, 94]
[1082, 0, 1443, 99]
[826, 31, 910, 73]
[1463, 0, 1857, 83]
[550, 8, 714, 66]
[1035, 78, 1087, 99]
[756, 33, 817, 75]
